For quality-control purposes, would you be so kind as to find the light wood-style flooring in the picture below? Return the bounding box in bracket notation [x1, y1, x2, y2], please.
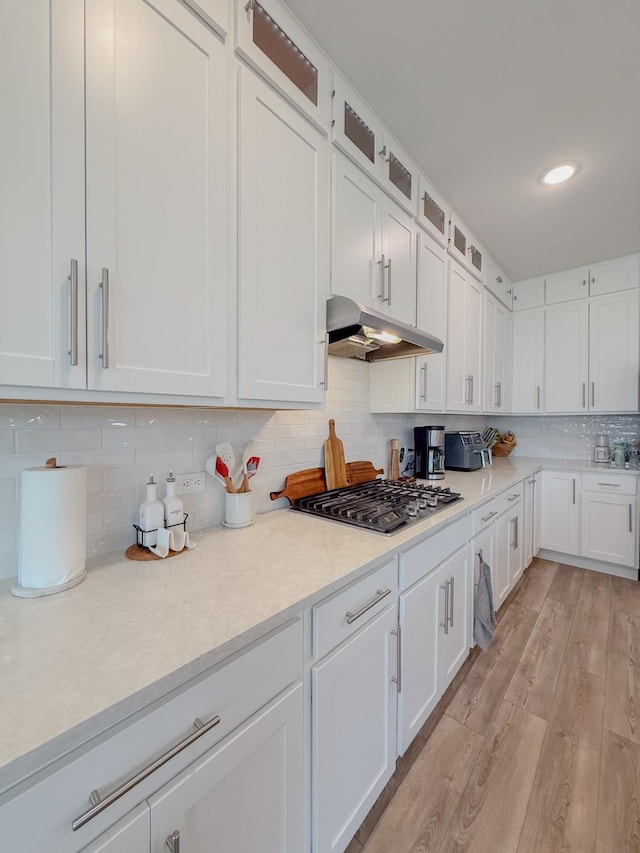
[352, 559, 640, 853]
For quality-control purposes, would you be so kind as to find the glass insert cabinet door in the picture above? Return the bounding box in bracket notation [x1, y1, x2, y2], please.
[332, 75, 384, 180]
[380, 139, 418, 213]
[235, 0, 331, 130]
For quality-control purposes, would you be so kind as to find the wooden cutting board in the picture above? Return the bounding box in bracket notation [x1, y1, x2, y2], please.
[270, 461, 384, 503]
[324, 419, 347, 490]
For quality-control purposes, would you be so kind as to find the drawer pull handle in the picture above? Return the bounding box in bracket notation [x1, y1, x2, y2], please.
[481, 511, 497, 522]
[507, 494, 520, 502]
[630, 503, 633, 533]
[346, 587, 391, 624]
[597, 482, 621, 487]
[72, 714, 221, 831]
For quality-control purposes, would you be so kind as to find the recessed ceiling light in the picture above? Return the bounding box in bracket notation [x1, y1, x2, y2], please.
[541, 163, 579, 186]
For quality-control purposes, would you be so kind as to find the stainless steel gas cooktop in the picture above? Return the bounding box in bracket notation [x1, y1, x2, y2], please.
[291, 480, 463, 535]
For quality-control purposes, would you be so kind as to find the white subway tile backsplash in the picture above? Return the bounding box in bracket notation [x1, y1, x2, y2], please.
[0, 356, 638, 575]
[15, 428, 103, 454]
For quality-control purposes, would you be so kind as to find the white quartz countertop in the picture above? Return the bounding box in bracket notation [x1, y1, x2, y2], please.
[0, 455, 636, 794]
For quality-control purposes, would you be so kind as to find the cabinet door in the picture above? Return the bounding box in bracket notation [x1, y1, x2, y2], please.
[589, 254, 640, 296]
[238, 68, 328, 403]
[523, 477, 535, 569]
[331, 153, 382, 307]
[589, 290, 640, 412]
[381, 197, 417, 326]
[545, 301, 589, 412]
[380, 131, 418, 215]
[80, 804, 150, 853]
[85, 0, 228, 397]
[494, 512, 513, 607]
[446, 259, 481, 412]
[483, 291, 506, 412]
[332, 75, 384, 181]
[581, 493, 636, 567]
[398, 571, 441, 755]
[512, 309, 545, 412]
[540, 471, 580, 554]
[312, 605, 397, 853]
[438, 547, 471, 688]
[415, 232, 447, 411]
[512, 277, 545, 311]
[0, 0, 85, 390]
[508, 506, 524, 586]
[149, 683, 305, 853]
[417, 175, 449, 247]
[545, 266, 589, 304]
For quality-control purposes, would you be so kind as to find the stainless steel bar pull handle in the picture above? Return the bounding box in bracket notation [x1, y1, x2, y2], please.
[391, 625, 402, 693]
[582, 382, 586, 408]
[537, 385, 541, 409]
[449, 576, 455, 628]
[385, 257, 392, 303]
[497, 382, 502, 408]
[166, 831, 180, 853]
[572, 479, 576, 505]
[421, 363, 428, 400]
[481, 511, 497, 522]
[345, 587, 391, 624]
[68, 259, 79, 366]
[508, 493, 520, 502]
[591, 382, 595, 407]
[377, 254, 386, 300]
[514, 516, 519, 550]
[470, 375, 474, 405]
[598, 482, 621, 487]
[630, 503, 633, 533]
[99, 267, 110, 369]
[72, 714, 221, 831]
[440, 582, 449, 634]
[320, 334, 329, 390]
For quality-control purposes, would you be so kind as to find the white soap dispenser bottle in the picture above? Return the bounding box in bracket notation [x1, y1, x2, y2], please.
[139, 473, 164, 547]
[162, 470, 184, 530]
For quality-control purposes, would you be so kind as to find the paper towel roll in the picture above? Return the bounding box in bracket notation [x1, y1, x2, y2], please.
[12, 464, 87, 598]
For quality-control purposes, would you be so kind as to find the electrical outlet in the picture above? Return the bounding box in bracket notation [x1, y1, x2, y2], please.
[176, 472, 206, 495]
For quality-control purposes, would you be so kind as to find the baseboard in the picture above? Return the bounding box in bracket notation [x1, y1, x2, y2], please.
[537, 549, 637, 580]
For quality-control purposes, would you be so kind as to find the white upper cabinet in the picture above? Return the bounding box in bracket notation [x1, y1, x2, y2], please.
[417, 174, 449, 248]
[235, 0, 331, 132]
[331, 152, 416, 326]
[545, 266, 590, 304]
[589, 253, 640, 296]
[332, 75, 385, 180]
[589, 289, 640, 412]
[512, 276, 545, 311]
[448, 211, 483, 282]
[0, 0, 86, 391]
[446, 259, 482, 412]
[379, 131, 419, 215]
[545, 301, 589, 412]
[86, 0, 229, 398]
[485, 254, 513, 310]
[483, 290, 508, 413]
[512, 308, 545, 413]
[237, 68, 328, 404]
[331, 153, 381, 307]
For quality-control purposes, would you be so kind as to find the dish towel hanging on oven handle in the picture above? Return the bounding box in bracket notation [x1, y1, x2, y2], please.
[473, 552, 497, 650]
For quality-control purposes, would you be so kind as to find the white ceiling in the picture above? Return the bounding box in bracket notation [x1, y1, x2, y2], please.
[285, 0, 640, 281]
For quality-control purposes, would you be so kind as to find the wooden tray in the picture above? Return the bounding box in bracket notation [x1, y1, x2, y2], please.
[270, 461, 384, 503]
[125, 544, 184, 561]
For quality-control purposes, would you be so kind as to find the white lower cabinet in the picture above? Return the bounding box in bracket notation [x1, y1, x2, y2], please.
[312, 604, 398, 853]
[580, 475, 638, 567]
[149, 683, 304, 853]
[540, 471, 580, 555]
[397, 517, 472, 755]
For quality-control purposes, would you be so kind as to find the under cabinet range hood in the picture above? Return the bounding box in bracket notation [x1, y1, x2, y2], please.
[326, 296, 444, 361]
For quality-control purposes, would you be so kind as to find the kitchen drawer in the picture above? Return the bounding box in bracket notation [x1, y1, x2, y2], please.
[582, 472, 637, 496]
[0, 619, 302, 853]
[471, 497, 500, 534]
[313, 559, 398, 660]
[400, 514, 471, 590]
[495, 482, 524, 515]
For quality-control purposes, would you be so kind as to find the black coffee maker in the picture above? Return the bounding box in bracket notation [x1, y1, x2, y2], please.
[414, 426, 446, 480]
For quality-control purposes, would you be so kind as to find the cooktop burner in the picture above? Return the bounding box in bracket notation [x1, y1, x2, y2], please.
[291, 480, 463, 535]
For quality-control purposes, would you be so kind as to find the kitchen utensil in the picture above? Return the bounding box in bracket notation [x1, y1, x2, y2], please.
[215, 441, 236, 480]
[324, 419, 347, 490]
[389, 439, 400, 481]
[215, 455, 237, 492]
[270, 461, 384, 503]
[240, 456, 260, 492]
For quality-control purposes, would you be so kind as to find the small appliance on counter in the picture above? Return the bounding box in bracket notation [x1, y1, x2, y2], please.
[445, 431, 492, 471]
[414, 426, 446, 480]
[593, 434, 611, 464]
